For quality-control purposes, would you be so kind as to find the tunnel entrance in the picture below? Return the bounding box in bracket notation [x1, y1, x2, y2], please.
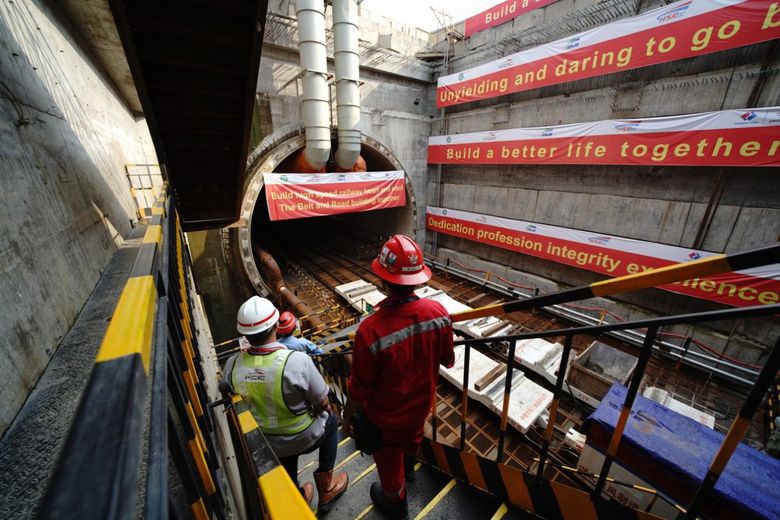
[234, 130, 417, 297]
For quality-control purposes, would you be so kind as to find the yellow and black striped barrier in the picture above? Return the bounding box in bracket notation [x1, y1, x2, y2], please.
[531, 459, 686, 514]
[418, 438, 663, 520]
[166, 208, 225, 517]
[41, 193, 228, 519]
[451, 243, 780, 322]
[40, 200, 163, 518]
[222, 394, 316, 519]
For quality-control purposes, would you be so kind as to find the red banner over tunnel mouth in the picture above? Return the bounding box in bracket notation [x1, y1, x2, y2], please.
[264, 171, 406, 221]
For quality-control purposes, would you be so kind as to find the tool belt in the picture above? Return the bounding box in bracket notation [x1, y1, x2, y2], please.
[352, 408, 383, 455]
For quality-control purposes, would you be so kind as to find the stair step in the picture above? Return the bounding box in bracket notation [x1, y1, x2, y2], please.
[415, 477, 503, 520]
[352, 464, 460, 520]
[290, 428, 520, 519]
[299, 434, 375, 514]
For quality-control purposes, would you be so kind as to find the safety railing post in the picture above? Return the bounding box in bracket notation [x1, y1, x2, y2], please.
[432, 397, 438, 444]
[683, 337, 780, 519]
[144, 294, 169, 519]
[460, 343, 472, 451]
[496, 339, 517, 463]
[536, 333, 574, 481]
[594, 324, 659, 497]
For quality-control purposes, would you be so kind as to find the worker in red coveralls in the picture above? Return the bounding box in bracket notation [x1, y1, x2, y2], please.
[344, 235, 454, 518]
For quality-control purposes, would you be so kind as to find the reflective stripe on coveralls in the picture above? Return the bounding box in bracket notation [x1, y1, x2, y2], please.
[368, 316, 452, 356]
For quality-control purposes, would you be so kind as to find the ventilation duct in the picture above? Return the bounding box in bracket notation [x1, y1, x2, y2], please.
[296, 0, 330, 171]
[333, 0, 362, 170]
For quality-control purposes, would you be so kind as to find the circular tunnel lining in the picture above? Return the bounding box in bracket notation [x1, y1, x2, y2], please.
[236, 131, 417, 295]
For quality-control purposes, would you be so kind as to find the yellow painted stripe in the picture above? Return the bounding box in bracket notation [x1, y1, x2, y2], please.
[499, 392, 510, 431]
[183, 340, 202, 388]
[191, 498, 208, 520]
[185, 402, 207, 456]
[414, 479, 456, 520]
[152, 206, 165, 216]
[355, 504, 374, 520]
[338, 436, 352, 448]
[637, 511, 668, 520]
[143, 224, 162, 246]
[545, 398, 560, 440]
[238, 410, 258, 434]
[498, 463, 534, 512]
[231, 394, 242, 404]
[461, 386, 469, 421]
[607, 408, 631, 457]
[95, 276, 156, 373]
[188, 439, 216, 495]
[451, 303, 506, 323]
[431, 442, 452, 475]
[460, 451, 488, 492]
[711, 416, 750, 475]
[257, 465, 316, 520]
[590, 254, 729, 296]
[490, 503, 508, 520]
[633, 484, 657, 495]
[351, 464, 377, 487]
[335, 450, 361, 470]
[298, 460, 316, 475]
[183, 369, 204, 417]
[550, 481, 599, 520]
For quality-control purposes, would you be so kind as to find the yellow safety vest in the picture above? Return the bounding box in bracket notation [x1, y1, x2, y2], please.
[231, 349, 315, 435]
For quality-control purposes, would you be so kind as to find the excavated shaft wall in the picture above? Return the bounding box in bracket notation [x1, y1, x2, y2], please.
[429, 0, 780, 362]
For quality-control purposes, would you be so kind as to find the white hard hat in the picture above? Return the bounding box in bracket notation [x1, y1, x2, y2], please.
[236, 296, 279, 335]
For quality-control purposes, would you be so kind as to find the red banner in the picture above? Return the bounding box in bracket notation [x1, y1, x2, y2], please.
[426, 207, 780, 307]
[464, 0, 559, 38]
[264, 171, 406, 221]
[428, 107, 780, 167]
[439, 0, 780, 107]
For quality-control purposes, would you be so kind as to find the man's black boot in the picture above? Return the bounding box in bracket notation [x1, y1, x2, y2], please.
[370, 482, 409, 519]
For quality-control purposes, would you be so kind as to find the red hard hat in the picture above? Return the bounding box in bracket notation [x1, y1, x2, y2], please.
[371, 235, 432, 286]
[277, 311, 297, 335]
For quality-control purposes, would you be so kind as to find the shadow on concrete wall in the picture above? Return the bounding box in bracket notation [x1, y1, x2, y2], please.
[0, 1, 142, 435]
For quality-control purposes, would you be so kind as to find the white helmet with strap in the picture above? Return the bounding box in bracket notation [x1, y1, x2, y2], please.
[236, 296, 279, 335]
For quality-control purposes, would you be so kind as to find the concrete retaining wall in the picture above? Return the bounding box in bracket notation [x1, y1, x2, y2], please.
[0, 1, 153, 435]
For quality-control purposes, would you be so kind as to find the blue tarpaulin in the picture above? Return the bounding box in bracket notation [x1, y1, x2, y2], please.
[583, 384, 780, 519]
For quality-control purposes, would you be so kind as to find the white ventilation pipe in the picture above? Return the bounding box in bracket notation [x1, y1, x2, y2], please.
[332, 0, 361, 170]
[297, 0, 330, 169]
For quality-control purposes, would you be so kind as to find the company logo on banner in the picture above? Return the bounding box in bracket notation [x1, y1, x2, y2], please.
[264, 171, 406, 221]
[439, 0, 780, 107]
[428, 107, 780, 167]
[426, 206, 780, 308]
[464, 0, 560, 38]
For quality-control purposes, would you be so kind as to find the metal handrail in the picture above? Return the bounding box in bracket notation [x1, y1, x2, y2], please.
[426, 257, 763, 384]
[451, 302, 779, 518]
